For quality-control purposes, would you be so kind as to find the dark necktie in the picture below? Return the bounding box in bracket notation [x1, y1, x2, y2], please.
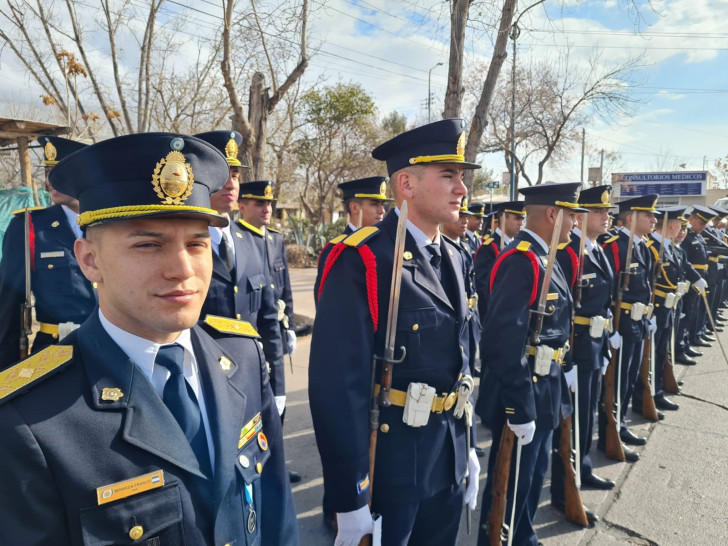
[219, 232, 235, 274]
[426, 243, 442, 280]
[156, 344, 212, 477]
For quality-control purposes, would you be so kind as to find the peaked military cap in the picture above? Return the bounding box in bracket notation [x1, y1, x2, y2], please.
[239, 180, 275, 201]
[193, 130, 247, 167]
[338, 176, 389, 201]
[371, 118, 481, 176]
[617, 194, 660, 214]
[495, 200, 525, 216]
[38, 136, 87, 166]
[691, 204, 717, 222]
[519, 182, 587, 212]
[578, 184, 613, 208]
[467, 202, 486, 216]
[709, 204, 728, 218]
[657, 205, 687, 221]
[50, 132, 230, 228]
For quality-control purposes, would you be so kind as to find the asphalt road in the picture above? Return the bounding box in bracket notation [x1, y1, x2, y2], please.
[284, 268, 728, 545]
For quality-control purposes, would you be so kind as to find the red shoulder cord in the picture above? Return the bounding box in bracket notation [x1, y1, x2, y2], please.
[28, 213, 36, 271]
[316, 241, 332, 267]
[317, 242, 379, 332]
[474, 241, 499, 264]
[604, 240, 620, 274]
[565, 246, 579, 287]
[490, 248, 540, 306]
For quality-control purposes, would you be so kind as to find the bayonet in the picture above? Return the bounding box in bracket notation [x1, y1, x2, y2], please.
[530, 208, 564, 345]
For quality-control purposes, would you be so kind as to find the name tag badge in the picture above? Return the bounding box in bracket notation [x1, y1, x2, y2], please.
[582, 273, 596, 280]
[40, 251, 64, 259]
[96, 470, 164, 505]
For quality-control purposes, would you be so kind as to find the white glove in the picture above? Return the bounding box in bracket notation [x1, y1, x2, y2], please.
[286, 329, 297, 355]
[601, 357, 609, 376]
[609, 331, 622, 350]
[463, 448, 480, 510]
[694, 278, 708, 293]
[507, 419, 536, 446]
[648, 317, 657, 335]
[274, 395, 286, 416]
[563, 368, 576, 392]
[335, 505, 374, 546]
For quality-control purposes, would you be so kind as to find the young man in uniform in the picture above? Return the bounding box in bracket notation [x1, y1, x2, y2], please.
[0, 136, 97, 367]
[0, 132, 297, 545]
[313, 176, 389, 305]
[310, 119, 480, 545]
[464, 201, 485, 255]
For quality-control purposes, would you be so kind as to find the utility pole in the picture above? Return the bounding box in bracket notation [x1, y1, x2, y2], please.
[428, 62, 443, 123]
[599, 149, 604, 188]
[580, 128, 586, 183]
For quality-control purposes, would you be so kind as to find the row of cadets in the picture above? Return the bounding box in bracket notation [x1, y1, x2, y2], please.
[550, 185, 617, 522]
[702, 205, 728, 332]
[0, 137, 97, 367]
[475, 182, 584, 546]
[464, 201, 486, 255]
[0, 132, 297, 544]
[473, 200, 525, 319]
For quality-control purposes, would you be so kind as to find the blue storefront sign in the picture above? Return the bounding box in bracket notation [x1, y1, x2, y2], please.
[613, 171, 706, 197]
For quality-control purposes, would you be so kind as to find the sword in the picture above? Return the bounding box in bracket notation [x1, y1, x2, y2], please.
[649, 334, 656, 397]
[464, 402, 473, 534]
[701, 289, 728, 366]
[573, 364, 581, 489]
[530, 208, 564, 345]
[507, 443, 523, 546]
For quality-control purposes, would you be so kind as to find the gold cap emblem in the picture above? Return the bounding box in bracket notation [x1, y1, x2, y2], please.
[44, 141, 57, 163]
[462, 196, 469, 209]
[264, 184, 273, 199]
[379, 181, 387, 196]
[224, 136, 239, 163]
[152, 150, 194, 205]
[457, 132, 466, 157]
[601, 190, 609, 204]
[101, 387, 124, 402]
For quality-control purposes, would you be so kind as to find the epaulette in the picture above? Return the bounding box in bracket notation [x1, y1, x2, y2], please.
[328, 233, 347, 245]
[203, 315, 260, 338]
[482, 236, 494, 245]
[557, 242, 570, 250]
[604, 235, 619, 244]
[343, 226, 379, 247]
[0, 345, 74, 404]
[267, 226, 280, 234]
[516, 241, 532, 252]
[11, 206, 44, 216]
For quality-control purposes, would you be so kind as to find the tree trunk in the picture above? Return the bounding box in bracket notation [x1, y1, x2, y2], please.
[464, 0, 517, 194]
[248, 72, 268, 180]
[443, 0, 471, 118]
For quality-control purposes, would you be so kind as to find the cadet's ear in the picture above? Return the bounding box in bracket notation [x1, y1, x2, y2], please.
[74, 235, 103, 284]
[397, 169, 416, 200]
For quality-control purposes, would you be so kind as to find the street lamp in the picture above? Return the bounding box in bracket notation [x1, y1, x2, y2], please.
[428, 62, 443, 123]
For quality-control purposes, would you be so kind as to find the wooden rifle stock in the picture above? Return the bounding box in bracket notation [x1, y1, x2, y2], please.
[663, 351, 680, 395]
[604, 279, 626, 461]
[20, 209, 32, 359]
[488, 425, 515, 546]
[558, 415, 589, 526]
[639, 336, 659, 421]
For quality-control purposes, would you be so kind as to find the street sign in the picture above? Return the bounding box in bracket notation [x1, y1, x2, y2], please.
[613, 171, 707, 197]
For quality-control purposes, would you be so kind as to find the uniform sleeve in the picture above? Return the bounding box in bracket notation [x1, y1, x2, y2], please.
[0, 217, 25, 366]
[0, 404, 71, 545]
[256, 284, 286, 396]
[479, 253, 537, 425]
[308, 248, 374, 512]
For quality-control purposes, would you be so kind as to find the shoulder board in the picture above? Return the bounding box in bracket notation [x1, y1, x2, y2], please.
[343, 226, 379, 247]
[604, 235, 619, 244]
[267, 226, 280, 234]
[516, 241, 532, 252]
[328, 233, 347, 245]
[0, 345, 74, 404]
[482, 236, 494, 245]
[11, 206, 44, 216]
[557, 242, 570, 250]
[237, 220, 264, 237]
[204, 315, 260, 338]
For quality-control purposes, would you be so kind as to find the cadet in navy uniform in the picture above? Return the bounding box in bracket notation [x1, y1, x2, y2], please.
[600, 195, 659, 450]
[0, 132, 297, 545]
[476, 182, 582, 546]
[310, 119, 480, 545]
[673, 217, 704, 365]
[0, 136, 97, 367]
[194, 132, 287, 419]
[464, 202, 485, 254]
[473, 200, 524, 319]
[313, 176, 389, 305]
[679, 206, 714, 353]
[551, 185, 616, 517]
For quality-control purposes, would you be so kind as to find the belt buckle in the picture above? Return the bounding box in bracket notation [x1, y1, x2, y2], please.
[439, 392, 457, 413]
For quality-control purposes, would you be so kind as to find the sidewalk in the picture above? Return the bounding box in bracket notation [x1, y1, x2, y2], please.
[285, 267, 728, 545]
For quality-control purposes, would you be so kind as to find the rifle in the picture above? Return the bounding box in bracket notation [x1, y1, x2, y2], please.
[487, 425, 515, 546]
[362, 201, 408, 545]
[603, 212, 639, 462]
[639, 216, 666, 422]
[19, 209, 33, 359]
[529, 208, 563, 345]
